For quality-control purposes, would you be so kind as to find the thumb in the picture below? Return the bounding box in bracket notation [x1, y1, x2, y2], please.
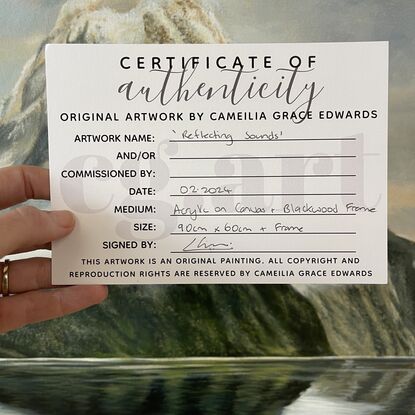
[0, 207, 75, 257]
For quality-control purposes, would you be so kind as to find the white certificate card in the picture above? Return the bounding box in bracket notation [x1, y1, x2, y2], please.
[45, 42, 388, 284]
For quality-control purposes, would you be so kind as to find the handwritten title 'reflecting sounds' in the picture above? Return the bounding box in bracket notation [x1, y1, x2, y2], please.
[117, 55, 323, 122]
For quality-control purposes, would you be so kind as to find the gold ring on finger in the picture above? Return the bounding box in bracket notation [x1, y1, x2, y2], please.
[2, 259, 10, 297]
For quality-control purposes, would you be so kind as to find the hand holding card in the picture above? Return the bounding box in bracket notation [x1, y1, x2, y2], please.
[0, 166, 107, 333]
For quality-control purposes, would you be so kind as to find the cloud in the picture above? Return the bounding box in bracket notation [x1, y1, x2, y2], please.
[388, 182, 415, 241]
[389, 182, 415, 213]
[0, 33, 44, 62]
[0, 0, 64, 37]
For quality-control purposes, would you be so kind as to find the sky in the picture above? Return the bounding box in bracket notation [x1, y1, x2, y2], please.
[0, 0, 414, 240]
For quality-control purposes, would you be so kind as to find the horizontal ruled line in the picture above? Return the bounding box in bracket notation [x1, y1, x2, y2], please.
[170, 155, 356, 160]
[170, 193, 356, 197]
[169, 137, 357, 143]
[171, 232, 356, 235]
[170, 174, 357, 179]
[170, 213, 356, 217]
[170, 250, 357, 254]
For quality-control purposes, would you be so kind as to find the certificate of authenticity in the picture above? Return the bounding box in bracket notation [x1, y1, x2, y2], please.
[45, 42, 388, 284]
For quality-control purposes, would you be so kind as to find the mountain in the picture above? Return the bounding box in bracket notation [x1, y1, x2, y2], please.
[0, 0, 414, 358]
[0, 0, 329, 358]
[302, 232, 415, 356]
[0, 284, 330, 357]
[0, 0, 225, 167]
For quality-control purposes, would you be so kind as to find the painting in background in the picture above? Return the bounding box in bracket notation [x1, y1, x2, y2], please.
[0, 1, 414, 414]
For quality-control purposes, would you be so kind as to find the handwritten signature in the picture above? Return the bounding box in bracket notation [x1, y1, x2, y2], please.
[183, 237, 233, 252]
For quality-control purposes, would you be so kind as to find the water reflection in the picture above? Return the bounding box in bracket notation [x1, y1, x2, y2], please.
[0, 358, 414, 414]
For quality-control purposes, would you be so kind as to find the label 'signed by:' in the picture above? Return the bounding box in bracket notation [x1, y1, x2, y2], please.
[45, 42, 388, 284]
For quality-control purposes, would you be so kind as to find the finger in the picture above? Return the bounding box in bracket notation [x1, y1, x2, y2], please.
[0, 165, 50, 209]
[0, 206, 74, 258]
[0, 285, 108, 333]
[1, 258, 53, 294]
[9, 242, 51, 256]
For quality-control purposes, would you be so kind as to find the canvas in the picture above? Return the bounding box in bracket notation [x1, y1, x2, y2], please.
[0, 1, 414, 413]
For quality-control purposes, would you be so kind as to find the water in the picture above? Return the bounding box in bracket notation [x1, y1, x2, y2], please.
[0, 358, 414, 414]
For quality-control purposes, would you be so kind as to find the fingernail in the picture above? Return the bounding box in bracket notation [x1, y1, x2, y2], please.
[50, 210, 75, 228]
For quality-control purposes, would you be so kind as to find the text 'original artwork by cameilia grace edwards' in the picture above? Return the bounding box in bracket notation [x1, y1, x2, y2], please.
[45, 42, 388, 285]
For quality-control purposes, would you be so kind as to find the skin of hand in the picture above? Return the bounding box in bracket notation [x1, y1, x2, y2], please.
[0, 165, 108, 333]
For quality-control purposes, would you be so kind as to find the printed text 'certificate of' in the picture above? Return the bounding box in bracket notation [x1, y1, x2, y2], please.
[45, 42, 388, 284]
